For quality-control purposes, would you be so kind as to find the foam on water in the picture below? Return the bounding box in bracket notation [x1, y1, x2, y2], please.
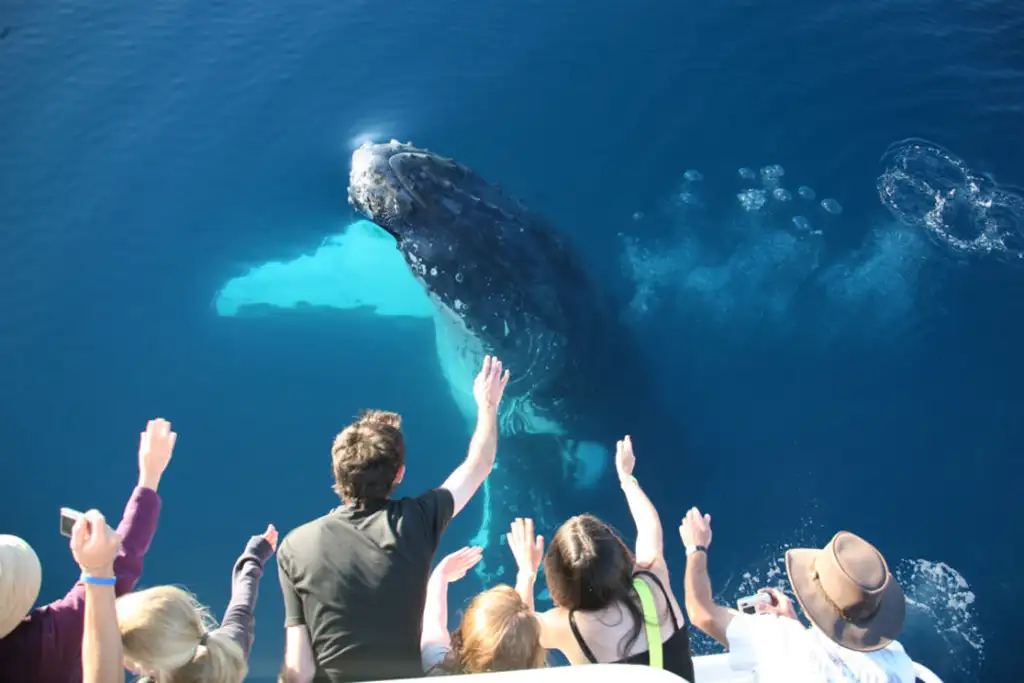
[878, 138, 1024, 262]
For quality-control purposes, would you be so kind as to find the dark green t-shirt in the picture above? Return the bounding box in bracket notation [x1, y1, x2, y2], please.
[277, 488, 455, 683]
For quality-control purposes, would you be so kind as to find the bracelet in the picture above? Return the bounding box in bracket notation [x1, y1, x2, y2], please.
[81, 573, 116, 586]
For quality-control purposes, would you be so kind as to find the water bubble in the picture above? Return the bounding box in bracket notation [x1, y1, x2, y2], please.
[679, 191, 699, 205]
[792, 216, 811, 231]
[455, 272, 464, 283]
[798, 186, 816, 200]
[429, 267, 438, 276]
[738, 167, 756, 180]
[773, 188, 792, 202]
[632, 211, 644, 221]
[761, 164, 785, 179]
[684, 169, 704, 182]
[821, 198, 843, 215]
[737, 189, 767, 211]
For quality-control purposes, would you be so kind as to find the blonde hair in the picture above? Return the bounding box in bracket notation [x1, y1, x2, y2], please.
[0, 534, 42, 639]
[116, 585, 247, 683]
[447, 585, 546, 673]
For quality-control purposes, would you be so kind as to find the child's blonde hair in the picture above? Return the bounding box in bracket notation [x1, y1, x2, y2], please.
[116, 585, 247, 683]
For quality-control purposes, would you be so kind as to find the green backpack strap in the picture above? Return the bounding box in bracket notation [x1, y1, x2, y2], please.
[632, 576, 663, 669]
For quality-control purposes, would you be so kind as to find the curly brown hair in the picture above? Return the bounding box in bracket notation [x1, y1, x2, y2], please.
[331, 410, 406, 508]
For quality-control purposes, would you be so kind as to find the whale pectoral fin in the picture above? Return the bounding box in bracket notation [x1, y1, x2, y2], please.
[213, 220, 435, 319]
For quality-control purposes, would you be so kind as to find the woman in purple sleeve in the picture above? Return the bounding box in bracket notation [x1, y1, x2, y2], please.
[117, 524, 278, 683]
[0, 418, 176, 683]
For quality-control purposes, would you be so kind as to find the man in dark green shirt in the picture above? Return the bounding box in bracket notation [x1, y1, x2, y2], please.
[278, 356, 510, 683]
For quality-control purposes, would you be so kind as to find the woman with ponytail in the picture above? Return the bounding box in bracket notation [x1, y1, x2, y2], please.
[116, 524, 278, 683]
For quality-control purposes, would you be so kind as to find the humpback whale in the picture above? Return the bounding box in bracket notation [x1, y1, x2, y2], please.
[345, 141, 667, 569]
[214, 139, 664, 582]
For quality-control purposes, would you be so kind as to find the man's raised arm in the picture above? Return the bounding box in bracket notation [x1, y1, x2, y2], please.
[441, 355, 510, 517]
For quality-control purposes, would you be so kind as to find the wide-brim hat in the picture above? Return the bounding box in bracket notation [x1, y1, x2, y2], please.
[0, 535, 42, 639]
[785, 531, 905, 652]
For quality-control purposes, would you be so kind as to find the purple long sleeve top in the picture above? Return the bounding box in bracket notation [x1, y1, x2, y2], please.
[0, 486, 162, 683]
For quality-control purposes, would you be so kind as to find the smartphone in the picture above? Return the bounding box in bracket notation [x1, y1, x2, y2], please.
[60, 507, 83, 537]
[736, 592, 773, 615]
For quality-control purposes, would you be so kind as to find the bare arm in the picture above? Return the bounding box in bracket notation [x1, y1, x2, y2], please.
[679, 507, 734, 646]
[420, 570, 453, 653]
[279, 548, 316, 683]
[615, 437, 664, 566]
[515, 572, 537, 612]
[441, 410, 499, 517]
[621, 476, 664, 566]
[72, 511, 126, 683]
[282, 626, 316, 683]
[420, 546, 483, 669]
[82, 581, 124, 683]
[684, 551, 734, 646]
[441, 355, 509, 517]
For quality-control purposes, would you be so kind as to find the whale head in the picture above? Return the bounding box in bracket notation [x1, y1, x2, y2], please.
[349, 139, 573, 332]
[347, 140, 604, 399]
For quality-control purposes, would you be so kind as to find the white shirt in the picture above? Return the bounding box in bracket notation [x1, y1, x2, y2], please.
[726, 613, 917, 683]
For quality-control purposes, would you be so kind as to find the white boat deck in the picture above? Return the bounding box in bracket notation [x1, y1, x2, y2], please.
[362, 656, 943, 682]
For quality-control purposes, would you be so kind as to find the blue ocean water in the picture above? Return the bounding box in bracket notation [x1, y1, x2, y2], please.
[1, 0, 1021, 681]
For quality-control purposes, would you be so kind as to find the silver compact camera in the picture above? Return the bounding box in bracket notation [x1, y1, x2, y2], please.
[736, 592, 774, 615]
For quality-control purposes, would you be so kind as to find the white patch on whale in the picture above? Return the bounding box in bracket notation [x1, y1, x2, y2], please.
[213, 219, 608, 559]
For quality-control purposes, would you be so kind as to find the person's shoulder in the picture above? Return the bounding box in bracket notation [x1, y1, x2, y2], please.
[871, 639, 917, 677]
[393, 488, 455, 517]
[279, 511, 340, 556]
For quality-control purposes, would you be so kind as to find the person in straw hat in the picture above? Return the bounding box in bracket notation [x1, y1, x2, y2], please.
[0, 417, 176, 683]
[679, 506, 917, 683]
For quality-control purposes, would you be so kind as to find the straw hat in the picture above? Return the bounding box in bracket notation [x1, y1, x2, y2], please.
[0, 535, 42, 639]
[785, 531, 905, 652]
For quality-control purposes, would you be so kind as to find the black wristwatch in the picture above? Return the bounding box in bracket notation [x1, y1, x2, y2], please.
[685, 545, 707, 557]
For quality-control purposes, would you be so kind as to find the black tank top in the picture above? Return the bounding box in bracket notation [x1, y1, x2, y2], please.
[567, 570, 695, 682]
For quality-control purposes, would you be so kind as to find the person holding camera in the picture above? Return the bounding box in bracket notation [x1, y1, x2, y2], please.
[679, 506, 917, 682]
[0, 418, 176, 683]
[71, 509, 129, 683]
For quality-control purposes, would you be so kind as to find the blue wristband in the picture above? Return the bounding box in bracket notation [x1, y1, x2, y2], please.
[81, 573, 116, 586]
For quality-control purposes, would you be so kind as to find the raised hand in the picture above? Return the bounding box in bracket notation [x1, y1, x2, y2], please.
[261, 524, 279, 553]
[506, 517, 544, 576]
[473, 355, 510, 414]
[138, 418, 177, 491]
[615, 435, 636, 482]
[435, 546, 483, 583]
[70, 510, 122, 578]
[679, 506, 713, 550]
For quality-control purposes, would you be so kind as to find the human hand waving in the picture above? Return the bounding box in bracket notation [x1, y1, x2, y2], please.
[473, 355, 510, 415]
[615, 435, 636, 483]
[261, 524, 279, 553]
[70, 510, 123, 578]
[435, 546, 483, 583]
[679, 506, 713, 550]
[138, 418, 177, 491]
[506, 517, 544, 577]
